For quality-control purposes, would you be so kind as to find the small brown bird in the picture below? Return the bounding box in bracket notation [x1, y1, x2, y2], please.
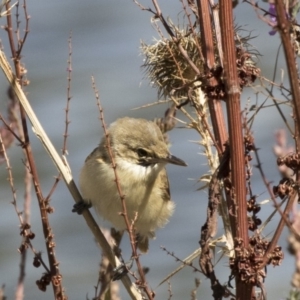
[78, 117, 186, 251]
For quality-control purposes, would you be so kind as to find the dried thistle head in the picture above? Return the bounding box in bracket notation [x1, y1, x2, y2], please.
[141, 24, 204, 98]
[141, 21, 260, 99]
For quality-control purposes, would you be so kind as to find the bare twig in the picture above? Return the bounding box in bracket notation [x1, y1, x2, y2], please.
[160, 246, 202, 274]
[274, 0, 300, 152]
[91, 76, 152, 299]
[4, 2, 66, 297]
[0, 133, 27, 300]
[62, 31, 72, 156]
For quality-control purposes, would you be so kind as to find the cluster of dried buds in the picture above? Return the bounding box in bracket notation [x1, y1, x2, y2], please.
[199, 47, 260, 101]
[198, 65, 225, 100]
[277, 153, 300, 174]
[273, 177, 297, 199]
[244, 133, 255, 166]
[247, 196, 262, 231]
[273, 152, 300, 199]
[236, 47, 260, 88]
[18, 223, 35, 253]
[229, 236, 283, 286]
[45, 198, 55, 214]
[36, 273, 51, 292]
[243, 133, 261, 231]
[36, 272, 63, 295]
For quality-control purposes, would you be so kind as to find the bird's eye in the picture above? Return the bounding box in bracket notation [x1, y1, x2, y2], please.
[136, 148, 148, 157]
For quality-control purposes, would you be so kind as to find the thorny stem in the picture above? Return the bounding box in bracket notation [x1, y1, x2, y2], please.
[0, 133, 50, 299]
[91, 77, 153, 300]
[160, 246, 202, 273]
[4, 2, 65, 298]
[180, 0, 204, 62]
[266, 0, 300, 273]
[0, 133, 26, 300]
[252, 144, 277, 202]
[274, 0, 300, 154]
[62, 31, 72, 156]
[14, 0, 30, 59]
[219, 0, 253, 299]
[220, 0, 248, 243]
[253, 143, 299, 263]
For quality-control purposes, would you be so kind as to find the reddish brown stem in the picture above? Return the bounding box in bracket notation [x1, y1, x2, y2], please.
[274, 0, 300, 155]
[196, 0, 227, 153]
[219, 0, 253, 299]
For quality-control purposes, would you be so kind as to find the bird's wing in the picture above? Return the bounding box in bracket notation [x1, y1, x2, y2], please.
[159, 168, 171, 202]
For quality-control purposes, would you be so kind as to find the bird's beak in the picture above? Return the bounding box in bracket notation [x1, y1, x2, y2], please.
[149, 154, 187, 166]
[165, 154, 187, 166]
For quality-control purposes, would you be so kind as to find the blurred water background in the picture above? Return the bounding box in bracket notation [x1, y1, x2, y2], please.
[0, 1, 295, 299]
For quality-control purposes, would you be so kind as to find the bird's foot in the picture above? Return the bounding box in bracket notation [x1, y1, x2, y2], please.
[112, 257, 134, 281]
[72, 200, 91, 214]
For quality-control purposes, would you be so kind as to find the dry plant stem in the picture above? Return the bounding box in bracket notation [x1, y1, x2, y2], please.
[0, 51, 141, 300]
[5, 3, 66, 298]
[181, 0, 204, 61]
[267, 44, 294, 135]
[199, 174, 225, 300]
[63, 32, 72, 156]
[150, 19, 187, 87]
[262, 193, 297, 270]
[244, 0, 273, 17]
[209, 0, 223, 67]
[219, 1, 253, 299]
[295, 116, 300, 181]
[274, 0, 300, 151]
[272, 0, 300, 269]
[160, 246, 202, 274]
[196, 2, 233, 296]
[254, 141, 297, 247]
[167, 280, 172, 300]
[196, 105, 222, 155]
[18, 162, 32, 300]
[252, 144, 298, 238]
[15, 0, 30, 58]
[253, 145, 276, 203]
[196, 0, 227, 152]
[219, 0, 248, 244]
[158, 248, 202, 286]
[92, 77, 153, 300]
[20, 92, 64, 298]
[0, 133, 50, 299]
[45, 175, 61, 202]
[0, 133, 26, 300]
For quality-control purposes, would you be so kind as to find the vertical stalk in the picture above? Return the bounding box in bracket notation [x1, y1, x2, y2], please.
[197, 0, 227, 153]
[219, 0, 253, 299]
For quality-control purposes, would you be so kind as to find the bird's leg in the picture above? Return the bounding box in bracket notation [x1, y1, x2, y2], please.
[111, 228, 123, 257]
[111, 232, 141, 281]
[136, 233, 149, 253]
[111, 228, 132, 281]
